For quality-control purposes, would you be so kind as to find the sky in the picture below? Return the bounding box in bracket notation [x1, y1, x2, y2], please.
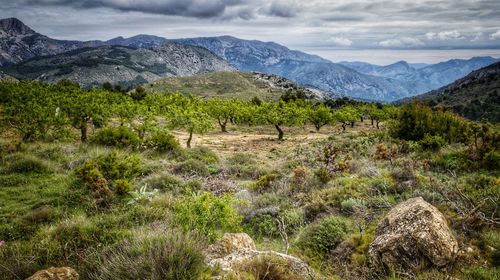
[1, 0, 500, 64]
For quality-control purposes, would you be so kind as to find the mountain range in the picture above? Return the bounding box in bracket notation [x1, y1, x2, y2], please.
[4, 43, 234, 89]
[399, 61, 500, 122]
[340, 57, 499, 94]
[0, 17, 498, 102]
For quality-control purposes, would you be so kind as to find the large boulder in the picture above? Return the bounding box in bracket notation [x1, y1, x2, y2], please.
[206, 233, 316, 279]
[369, 197, 458, 273]
[26, 267, 79, 280]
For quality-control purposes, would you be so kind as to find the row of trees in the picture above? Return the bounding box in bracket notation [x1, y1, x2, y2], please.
[0, 81, 396, 147]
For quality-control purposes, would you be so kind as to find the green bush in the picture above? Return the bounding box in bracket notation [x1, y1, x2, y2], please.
[340, 198, 366, 213]
[83, 229, 206, 280]
[172, 159, 209, 176]
[419, 134, 446, 151]
[245, 209, 304, 240]
[297, 215, 351, 259]
[92, 126, 141, 148]
[251, 172, 280, 193]
[392, 102, 466, 143]
[179, 146, 219, 164]
[147, 130, 180, 153]
[314, 167, 332, 184]
[483, 150, 500, 170]
[113, 179, 133, 196]
[145, 173, 185, 192]
[481, 230, 500, 266]
[461, 267, 500, 280]
[96, 150, 143, 181]
[6, 154, 52, 174]
[230, 255, 304, 280]
[174, 192, 242, 242]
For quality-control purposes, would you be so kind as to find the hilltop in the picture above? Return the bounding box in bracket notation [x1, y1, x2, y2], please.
[144, 71, 334, 101]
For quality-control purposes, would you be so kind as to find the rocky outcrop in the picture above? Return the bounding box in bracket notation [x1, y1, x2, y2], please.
[26, 267, 79, 280]
[369, 197, 458, 274]
[205, 233, 256, 259]
[206, 233, 316, 279]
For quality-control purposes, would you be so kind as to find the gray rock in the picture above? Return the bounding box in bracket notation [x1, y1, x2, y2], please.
[369, 197, 458, 274]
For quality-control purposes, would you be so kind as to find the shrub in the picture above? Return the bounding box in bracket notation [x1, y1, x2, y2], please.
[392, 102, 466, 143]
[251, 172, 280, 193]
[113, 179, 133, 196]
[483, 150, 500, 170]
[419, 134, 446, 151]
[145, 173, 185, 192]
[225, 153, 264, 179]
[172, 159, 209, 176]
[6, 154, 52, 174]
[314, 167, 331, 184]
[230, 255, 304, 280]
[147, 130, 180, 153]
[75, 161, 110, 192]
[461, 267, 500, 280]
[297, 216, 351, 259]
[92, 126, 141, 148]
[179, 146, 219, 164]
[174, 192, 242, 242]
[96, 150, 143, 181]
[481, 230, 500, 266]
[83, 229, 206, 280]
[340, 198, 366, 213]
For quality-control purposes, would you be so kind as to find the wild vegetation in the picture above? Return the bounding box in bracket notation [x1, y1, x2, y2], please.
[0, 80, 498, 279]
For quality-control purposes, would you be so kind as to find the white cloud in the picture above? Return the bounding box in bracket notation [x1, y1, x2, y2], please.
[426, 30, 463, 40]
[490, 30, 500, 39]
[328, 36, 352, 46]
[379, 37, 424, 48]
[471, 32, 483, 42]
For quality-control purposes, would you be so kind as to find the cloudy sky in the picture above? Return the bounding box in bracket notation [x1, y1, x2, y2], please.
[2, 0, 500, 64]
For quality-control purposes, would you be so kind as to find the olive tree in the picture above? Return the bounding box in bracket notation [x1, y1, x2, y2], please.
[335, 106, 361, 132]
[206, 98, 240, 132]
[308, 104, 335, 132]
[167, 95, 213, 148]
[258, 100, 307, 140]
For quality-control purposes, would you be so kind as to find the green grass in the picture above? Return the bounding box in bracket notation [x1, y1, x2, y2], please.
[146, 71, 286, 101]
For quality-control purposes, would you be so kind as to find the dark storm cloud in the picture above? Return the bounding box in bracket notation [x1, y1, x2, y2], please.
[20, 0, 248, 18]
[1, 0, 499, 54]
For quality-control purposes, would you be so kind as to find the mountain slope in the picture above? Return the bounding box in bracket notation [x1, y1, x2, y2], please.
[341, 57, 499, 94]
[3, 43, 235, 89]
[0, 18, 102, 67]
[399, 62, 500, 122]
[172, 36, 416, 101]
[106, 35, 168, 49]
[145, 71, 332, 101]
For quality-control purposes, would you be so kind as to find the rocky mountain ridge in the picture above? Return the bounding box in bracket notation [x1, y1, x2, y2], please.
[3, 43, 235, 89]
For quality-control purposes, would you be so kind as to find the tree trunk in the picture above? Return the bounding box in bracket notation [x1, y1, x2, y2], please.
[219, 119, 228, 133]
[187, 130, 193, 148]
[342, 123, 346, 132]
[275, 125, 284, 141]
[315, 124, 320, 132]
[81, 124, 88, 143]
[371, 118, 374, 126]
[376, 120, 380, 129]
[360, 116, 364, 122]
[350, 121, 355, 128]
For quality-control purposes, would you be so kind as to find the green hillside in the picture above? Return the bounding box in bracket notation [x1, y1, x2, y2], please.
[405, 62, 500, 123]
[144, 71, 323, 101]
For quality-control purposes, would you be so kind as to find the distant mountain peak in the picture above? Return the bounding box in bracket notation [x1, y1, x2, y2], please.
[0, 17, 35, 35]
